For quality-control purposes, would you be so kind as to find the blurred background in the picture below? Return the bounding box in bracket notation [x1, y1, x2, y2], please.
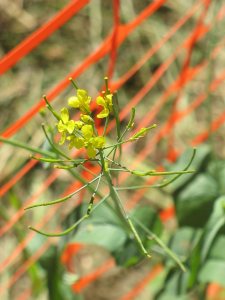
[1, 0, 225, 299]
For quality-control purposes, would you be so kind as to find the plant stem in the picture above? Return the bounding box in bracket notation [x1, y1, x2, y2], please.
[99, 149, 151, 258]
[133, 217, 186, 271]
[29, 194, 109, 237]
[0, 136, 55, 158]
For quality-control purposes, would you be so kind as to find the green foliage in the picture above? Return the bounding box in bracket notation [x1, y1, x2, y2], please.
[153, 152, 225, 299]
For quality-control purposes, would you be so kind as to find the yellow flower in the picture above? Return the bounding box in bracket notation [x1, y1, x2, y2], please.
[85, 136, 105, 158]
[56, 108, 75, 145]
[81, 125, 93, 140]
[67, 124, 105, 158]
[96, 93, 113, 118]
[67, 136, 85, 150]
[74, 120, 84, 129]
[91, 136, 105, 148]
[68, 89, 91, 114]
[80, 114, 94, 124]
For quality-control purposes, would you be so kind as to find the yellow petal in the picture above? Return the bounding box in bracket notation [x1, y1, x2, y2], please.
[73, 137, 85, 149]
[57, 120, 66, 133]
[60, 108, 69, 123]
[59, 132, 67, 145]
[92, 136, 105, 148]
[74, 120, 84, 129]
[96, 96, 106, 107]
[97, 108, 109, 119]
[66, 120, 75, 134]
[81, 124, 93, 139]
[68, 96, 80, 108]
[80, 114, 93, 124]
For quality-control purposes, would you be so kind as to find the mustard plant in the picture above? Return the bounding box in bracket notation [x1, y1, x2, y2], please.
[0, 77, 195, 268]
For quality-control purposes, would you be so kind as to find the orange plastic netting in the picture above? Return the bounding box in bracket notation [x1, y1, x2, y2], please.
[1, 0, 225, 298]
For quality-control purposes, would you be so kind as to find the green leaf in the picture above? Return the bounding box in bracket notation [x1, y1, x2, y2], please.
[166, 145, 211, 194]
[201, 196, 225, 262]
[73, 223, 127, 252]
[169, 227, 202, 258]
[208, 235, 225, 260]
[157, 271, 190, 299]
[199, 260, 225, 287]
[175, 174, 218, 227]
[113, 206, 162, 266]
[82, 202, 123, 227]
[131, 205, 162, 237]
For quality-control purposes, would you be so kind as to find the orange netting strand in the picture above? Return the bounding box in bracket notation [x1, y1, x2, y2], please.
[0, 0, 176, 238]
[0, 150, 100, 238]
[0, 240, 51, 295]
[126, 52, 225, 218]
[17, 288, 32, 300]
[121, 35, 225, 170]
[0, 0, 90, 75]
[2, 76, 225, 292]
[2, 76, 224, 296]
[0, 159, 37, 197]
[61, 243, 84, 273]
[0, 164, 100, 275]
[72, 258, 115, 293]
[167, 0, 212, 161]
[0, 0, 166, 139]
[0, 0, 201, 201]
[107, 0, 120, 80]
[119, 265, 163, 300]
[71, 89, 225, 295]
[117, 1, 225, 138]
[191, 109, 225, 146]
[156, 66, 225, 160]
[0, 1, 223, 270]
[0, 4, 221, 276]
[110, 1, 202, 91]
[0, 171, 58, 237]
[0, 0, 224, 296]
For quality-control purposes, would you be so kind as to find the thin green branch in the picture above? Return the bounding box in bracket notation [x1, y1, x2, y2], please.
[98, 149, 151, 258]
[86, 173, 103, 215]
[24, 175, 101, 210]
[103, 116, 109, 137]
[41, 124, 70, 160]
[152, 148, 196, 188]
[28, 194, 109, 237]
[69, 77, 78, 90]
[115, 148, 196, 190]
[131, 170, 195, 177]
[29, 215, 88, 237]
[43, 95, 60, 121]
[0, 136, 55, 158]
[133, 217, 186, 272]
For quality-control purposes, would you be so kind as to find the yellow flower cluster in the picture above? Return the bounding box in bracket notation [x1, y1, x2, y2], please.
[56, 87, 113, 158]
[96, 93, 113, 118]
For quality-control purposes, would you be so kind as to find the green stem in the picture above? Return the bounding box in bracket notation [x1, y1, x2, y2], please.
[42, 124, 70, 160]
[0, 136, 55, 158]
[69, 77, 78, 90]
[24, 175, 101, 210]
[29, 194, 109, 237]
[99, 149, 151, 258]
[43, 95, 60, 121]
[133, 217, 186, 272]
[103, 117, 109, 136]
[131, 170, 195, 176]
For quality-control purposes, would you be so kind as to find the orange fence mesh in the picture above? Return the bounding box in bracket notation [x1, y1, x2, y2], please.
[1, 0, 225, 298]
